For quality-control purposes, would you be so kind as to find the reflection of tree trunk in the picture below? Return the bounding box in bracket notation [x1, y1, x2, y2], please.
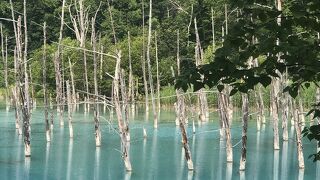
[294, 109, 305, 169]
[42, 22, 50, 142]
[239, 93, 248, 170]
[113, 52, 132, 171]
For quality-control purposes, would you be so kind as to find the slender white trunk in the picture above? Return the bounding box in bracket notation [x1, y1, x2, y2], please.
[42, 22, 50, 142]
[142, 0, 149, 112]
[66, 80, 73, 138]
[219, 92, 233, 162]
[294, 109, 305, 169]
[239, 94, 249, 171]
[146, 0, 158, 129]
[155, 31, 160, 114]
[194, 18, 208, 122]
[114, 51, 132, 171]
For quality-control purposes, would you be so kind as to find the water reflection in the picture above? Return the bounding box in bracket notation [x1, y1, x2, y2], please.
[56, 126, 64, 180]
[0, 108, 319, 179]
[124, 172, 131, 180]
[24, 157, 30, 180]
[281, 141, 288, 180]
[187, 170, 194, 180]
[316, 157, 320, 180]
[67, 140, 73, 180]
[239, 171, 245, 180]
[254, 131, 261, 180]
[44, 143, 50, 180]
[298, 168, 304, 180]
[216, 138, 224, 180]
[273, 150, 279, 180]
[226, 162, 232, 180]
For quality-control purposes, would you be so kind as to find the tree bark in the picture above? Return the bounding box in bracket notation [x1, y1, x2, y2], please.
[142, 0, 149, 112]
[219, 92, 233, 162]
[146, 0, 158, 129]
[239, 93, 249, 171]
[92, 18, 101, 146]
[155, 31, 160, 114]
[177, 91, 194, 170]
[113, 51, 132, 171]
[194, 18, 208, 122]
[294, 109, 305, 169]
[42, 22, 50, 142]
[66, 80, 73, 138]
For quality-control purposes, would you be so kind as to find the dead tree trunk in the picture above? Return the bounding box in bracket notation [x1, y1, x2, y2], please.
[271, 80, 280, 150]
[42, 22, 50, 142]
[194, 18, 209, 122]
[155, 31, 160, 114]
[219, 92, 233, 162]
[281, 69, 289, 141]
[69, 0, 94, 113]
[127, 31, 135, 112]
[91, 17, 101, 147]
[239, 93, 249, 171]
[55, 0, 66, 126]
[68, 57, 76, 109]
[298, 93, 305, 126]
[177, 91, 194, 170]
[253, 58, 266, 124]
[294, 109, 305, 169]
[113, 51, 132, 171]
[66, 80, 73, 138]
[146, 0, 158, 129]
[142, 0, 149, 112]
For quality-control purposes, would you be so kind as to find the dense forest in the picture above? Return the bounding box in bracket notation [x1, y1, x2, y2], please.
[1, 0, 320, 177]
[0, 0, 225, 97]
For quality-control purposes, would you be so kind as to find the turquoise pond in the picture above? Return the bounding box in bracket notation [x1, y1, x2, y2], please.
[0, 104, 320, 180]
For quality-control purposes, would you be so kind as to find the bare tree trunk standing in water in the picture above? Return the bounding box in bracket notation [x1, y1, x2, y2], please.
[42, 22, 50, 142]
[146, 0, 158, 129]
[155, 31, 160, 114]
[55, 0, 66, 126]
[294, 109, 305, 169]
[66, 80, 73, 138]
[69, 0, 91, 113]
[91, 13, 101, 146]
[194, 18, 209, 122]
[142, 0, 149, 113]
[219, 92, 233, 162]
[239, 93, 249, 170]
[271, 0, 283, 151]
[113, 51, 132, 171]
[9, 0, 21, 133]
